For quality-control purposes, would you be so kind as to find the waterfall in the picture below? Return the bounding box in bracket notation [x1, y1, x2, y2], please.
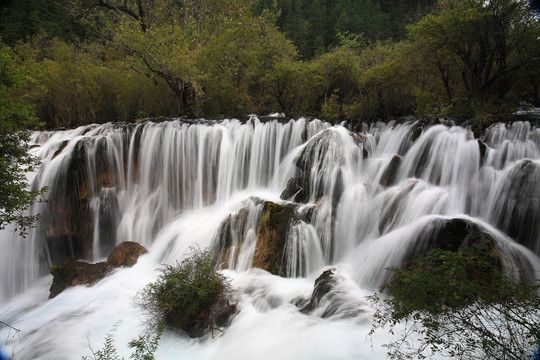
[1, 116, 539, 359]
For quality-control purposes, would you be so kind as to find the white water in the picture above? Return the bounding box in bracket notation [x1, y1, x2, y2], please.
[1, 117, 539, 359]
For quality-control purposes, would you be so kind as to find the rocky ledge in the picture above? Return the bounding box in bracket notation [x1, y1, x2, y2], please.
[49, 241, 148, 298]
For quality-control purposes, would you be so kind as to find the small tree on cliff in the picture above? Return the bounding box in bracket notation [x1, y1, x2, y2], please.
[369, 244, 540, 360]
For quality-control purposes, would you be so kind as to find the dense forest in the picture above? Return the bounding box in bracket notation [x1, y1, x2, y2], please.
[1, 0, 539, 130]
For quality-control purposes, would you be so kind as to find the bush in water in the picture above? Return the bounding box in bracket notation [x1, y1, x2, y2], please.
[140, 248, 236, 338]
[369, 243, 540, 360]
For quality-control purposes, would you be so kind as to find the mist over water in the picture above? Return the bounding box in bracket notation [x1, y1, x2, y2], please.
[1, 117, 539, 359]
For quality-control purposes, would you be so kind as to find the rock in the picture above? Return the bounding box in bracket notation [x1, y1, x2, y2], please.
[400, 217, 503, 284]
[49, 259, 110, 298]
[186, 298, 238, 338]
[280, 129, 351, 204]
[477, 139, 487, 162]
[299, 269, 365, 319]
[378, 180, 418, 234]
[300, 269, 338, 314]
[379, 155, 401, 188]
[253, 202, 298, 276]
[214, 199, 305, 276]
[214, 208, 250, 268]
[490, 160, 540, 255]
[49, 241, 148, 298]
[411, 125, 422, 142]
[106, 241, 148, 267]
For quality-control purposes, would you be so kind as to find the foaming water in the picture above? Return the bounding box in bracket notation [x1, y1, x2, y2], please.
[1, 117, 539, 359]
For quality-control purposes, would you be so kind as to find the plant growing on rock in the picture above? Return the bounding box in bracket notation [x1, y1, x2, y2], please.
[369, 243, 540, 360]
[139, 248, 236, 338]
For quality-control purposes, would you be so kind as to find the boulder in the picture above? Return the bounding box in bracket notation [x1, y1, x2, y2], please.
[300, 269, 339, 315]
[400, 218, 503, 285]
[253, 201, 298, 276]
[49, 241, 148, 298]
[106, 241, 148, 267]
[298, 269, 365, 319]
[490, 160, 540, 255]
[215, 199, 305, 276]
[379, 155, 401, 188]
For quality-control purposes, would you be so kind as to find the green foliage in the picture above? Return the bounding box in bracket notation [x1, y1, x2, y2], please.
[0, 41, 46, 235]
[139, 248, 234, 336]
[14, 38, 180, 127]
[256, 0, 436, 59]
[82, 323, 164, 360]
[0, 0, 87, 46]
[406, 0, 540, 120]
[369, 245, 540, 359]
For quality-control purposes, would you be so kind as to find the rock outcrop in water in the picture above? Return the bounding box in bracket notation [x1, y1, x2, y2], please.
[253, 202, 299, 276]
[215, 199, 307, 277]
[49, 241, 147, 298]
[490, 160, 540, 254]
[43, 138, 126, 265]
[298, 268, 365, 319]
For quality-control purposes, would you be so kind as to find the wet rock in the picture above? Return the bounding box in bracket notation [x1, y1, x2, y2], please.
[43, 138, 127, 264]
[299, 269, 365, 319]
[49, 241, 148, 298]
[378, 180, 418, 234]
[280, 129, 347, 204]
[491, 160, 540, 254]
[300, 269, 338, 314]
[253, 202, 298, 276]
[106, 241, 148, 267]
[411, 126, 422, 142]
[214, 199, 304, 277]
[214, 208, 250, 268]
[402, 218, 502, 276]
[477, 139, 487, 162]
[379, 155, 401, 188]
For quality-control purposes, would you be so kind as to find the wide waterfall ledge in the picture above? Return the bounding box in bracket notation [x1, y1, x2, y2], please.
[1, 116, 539, 359]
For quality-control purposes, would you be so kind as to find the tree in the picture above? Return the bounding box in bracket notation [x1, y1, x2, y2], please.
[69, 0, 297, 117]
[406, 0, 540, 117]
[369, 243, 540, 360]
[0, 41, 45, 235]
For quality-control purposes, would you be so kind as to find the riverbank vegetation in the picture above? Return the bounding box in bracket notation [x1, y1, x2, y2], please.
[369, 243, 540, 359]
[0, 0, 539, 129]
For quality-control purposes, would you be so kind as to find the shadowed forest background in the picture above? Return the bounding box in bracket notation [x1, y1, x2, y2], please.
[1, 0, 539, 130]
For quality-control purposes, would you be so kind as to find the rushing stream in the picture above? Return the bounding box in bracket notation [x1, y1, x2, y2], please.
[0, 116, 539, 359]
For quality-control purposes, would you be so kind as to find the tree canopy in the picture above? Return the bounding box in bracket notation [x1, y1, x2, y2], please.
[0, 42, 45, 235]
[0, 0, 539, 128]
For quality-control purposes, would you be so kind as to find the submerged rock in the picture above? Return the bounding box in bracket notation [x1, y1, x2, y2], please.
[299, 269, 365, 319]
[490, 160, 540, 255]
[215, 199, 306, 277]
[300, 269, 339, 315]
[49, 241, 148, 298]
[379, 155, 402, 188]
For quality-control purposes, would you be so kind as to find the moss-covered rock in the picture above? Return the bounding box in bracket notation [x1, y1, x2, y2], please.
[253, 201, 298, 276]
[215, 199, 304, 277]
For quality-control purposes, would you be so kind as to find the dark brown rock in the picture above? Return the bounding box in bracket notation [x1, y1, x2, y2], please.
[214, 200, 303, 277]
[49, 241, 148, 298]
[300, 269, 338, 314]
[106, 241, 148, 267]
[253, 201, 297, 276]
[379, 155, 401, 188]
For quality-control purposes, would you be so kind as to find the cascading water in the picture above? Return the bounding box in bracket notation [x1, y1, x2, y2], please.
[0, 116, 539, 359]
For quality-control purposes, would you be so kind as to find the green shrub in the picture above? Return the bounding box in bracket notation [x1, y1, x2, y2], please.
[369, 245, 540, 360]
[140, 248, 235, 338]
